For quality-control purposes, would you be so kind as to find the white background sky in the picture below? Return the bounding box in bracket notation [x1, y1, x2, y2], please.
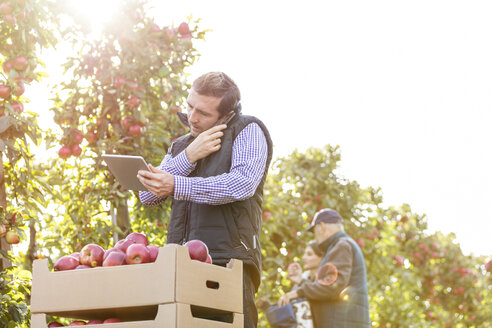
[30, 0, 492, 256]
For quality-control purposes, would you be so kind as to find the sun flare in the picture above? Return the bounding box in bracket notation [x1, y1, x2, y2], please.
[65, 0, 126, 38]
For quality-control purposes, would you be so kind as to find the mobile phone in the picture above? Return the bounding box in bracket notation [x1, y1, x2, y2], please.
[223, 112, 236, 126]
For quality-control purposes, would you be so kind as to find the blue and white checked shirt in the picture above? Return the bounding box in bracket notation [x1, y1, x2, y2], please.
[139, 123, 268, 206]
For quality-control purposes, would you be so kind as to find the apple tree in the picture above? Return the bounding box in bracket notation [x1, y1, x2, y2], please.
[257, 145, 492, 327]
[0, 0, 59, 326]
[39, 0, 205, 259]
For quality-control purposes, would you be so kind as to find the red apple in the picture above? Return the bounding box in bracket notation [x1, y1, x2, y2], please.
[80, 244, 105, 267]
[11, 101, 23, 113]
[103, 248, 126, 266]
[71, 252, 80, 262]
[71, 145, 82, 157]
[103, 247, 120, 261]
[205, 253, 212, 264]
[0, 2, 12, 15]
[393, 255, 404, 266]
[114, 76, 125, 88]
[356, 238, 365, 248]
[114, 238, 135, 252]
[54, 255, 80, 271]
[69, 321, 86, 326]
[0, 85, 10, 99]
[177, 22, 190, 35]
[13, 81, 24, 97]
[184, 239, 209, 262]
[122, 117, 133, 130]
[73, 130, 84, 144]
[126, 96, 140, 109]
[58, 145, 72, 159]
[85, 130, 97, 144]
[125, 243, 151, 264]
[147, 245, 159, 262]
[486, 260, 492, 272]
[126, 232, 148, 246]
[48, 322, 64, 327]
[2, 61, 12, 74]
[13, 56, 28, 71]
[5, 231, 19, 244]
[71, 144, 82, 157]
[128, 124, 142, 136]
[86, 320, 103, 324]
[75, 264, 91, 269]
[103, 318, 121, 323]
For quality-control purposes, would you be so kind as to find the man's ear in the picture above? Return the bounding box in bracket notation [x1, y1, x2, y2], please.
[220, 110, 235, 124]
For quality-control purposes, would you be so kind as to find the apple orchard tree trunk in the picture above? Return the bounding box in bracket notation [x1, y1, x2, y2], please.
[26, 219, 37, 270]
[116, 199, 131, 240]
[0, 151, 11, 271]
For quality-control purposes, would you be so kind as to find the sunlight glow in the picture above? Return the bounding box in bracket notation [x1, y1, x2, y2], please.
[66, 0, 125, 38]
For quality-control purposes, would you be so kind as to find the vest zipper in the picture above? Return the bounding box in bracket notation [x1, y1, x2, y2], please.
[183, 200, 192, 243]
[240, 240, 250, 251]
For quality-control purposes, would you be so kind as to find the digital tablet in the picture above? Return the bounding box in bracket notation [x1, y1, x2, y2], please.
[102, 154, 151, 191]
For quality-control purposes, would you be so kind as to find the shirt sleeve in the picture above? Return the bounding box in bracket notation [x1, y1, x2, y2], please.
[296, 239, 354, 301]
[138, 145, 198, 206]
[173, 123, 268, 205]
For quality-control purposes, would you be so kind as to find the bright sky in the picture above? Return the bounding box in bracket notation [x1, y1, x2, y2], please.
[29, 0, 492, 256]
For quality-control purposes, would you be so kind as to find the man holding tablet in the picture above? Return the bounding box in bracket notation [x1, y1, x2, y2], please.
[137, 72, 273, 328]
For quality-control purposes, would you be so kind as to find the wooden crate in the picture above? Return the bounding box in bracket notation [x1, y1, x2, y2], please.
[30, 245, 242, 319]
[31, 303, 244, 328]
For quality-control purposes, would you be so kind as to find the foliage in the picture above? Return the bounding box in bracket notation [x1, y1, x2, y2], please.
[0, 0, 59, 326]
[0, 2, 491, 328]
[0, 267, 31, 328]
[40, 0, 205, 256]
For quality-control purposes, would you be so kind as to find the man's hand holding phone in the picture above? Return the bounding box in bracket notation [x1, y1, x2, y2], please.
[185, 124, 227, 163]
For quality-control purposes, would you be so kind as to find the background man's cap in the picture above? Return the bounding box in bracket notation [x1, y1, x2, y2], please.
[306, 208, 342, 232]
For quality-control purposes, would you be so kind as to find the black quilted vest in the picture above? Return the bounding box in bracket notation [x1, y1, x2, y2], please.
[167, 114, 273, 288]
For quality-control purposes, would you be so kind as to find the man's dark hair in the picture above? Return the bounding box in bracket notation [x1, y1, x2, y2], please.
[192, 72, 241, 117]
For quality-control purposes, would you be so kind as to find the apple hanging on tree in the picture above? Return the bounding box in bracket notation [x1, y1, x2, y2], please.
[2, 61, 12, 73]
[71, 144, 82, 157]
[13, 56, 29, 71]
[129, 124, 142, 136]
[0, 85, 10, 99]
[5, 231, 20, 244]
[58, 145, 71, 159]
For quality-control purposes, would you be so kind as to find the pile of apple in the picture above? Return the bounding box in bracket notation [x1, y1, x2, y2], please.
[53, 233, 212, 271]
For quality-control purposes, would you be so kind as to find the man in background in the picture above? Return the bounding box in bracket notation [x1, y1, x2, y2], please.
[278, 208, 370, 328]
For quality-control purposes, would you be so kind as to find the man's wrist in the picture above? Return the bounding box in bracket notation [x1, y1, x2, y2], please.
[185, 147, 196, 164]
